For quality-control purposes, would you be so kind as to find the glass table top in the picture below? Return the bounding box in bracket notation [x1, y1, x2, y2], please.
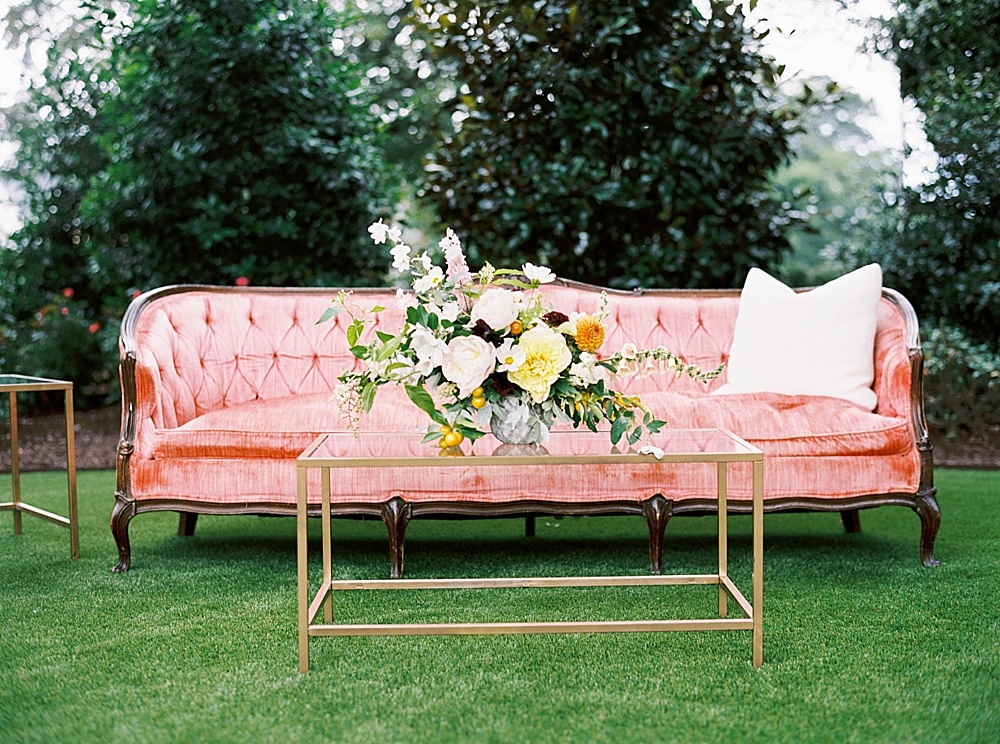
[0, 374, 73, 390]
[300, 428, 761, 468]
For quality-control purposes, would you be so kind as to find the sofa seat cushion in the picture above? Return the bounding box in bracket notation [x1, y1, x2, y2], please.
[643, 391, 912, 457]
[152, 387, 422, 459]
[153, 385, 912, 462]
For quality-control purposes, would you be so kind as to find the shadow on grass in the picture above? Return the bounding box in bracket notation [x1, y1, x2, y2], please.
[125, 511, 912, 585]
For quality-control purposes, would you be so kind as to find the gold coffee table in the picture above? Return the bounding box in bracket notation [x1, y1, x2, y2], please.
[296, 428, 763, 673]
[1, 374, 79, 559]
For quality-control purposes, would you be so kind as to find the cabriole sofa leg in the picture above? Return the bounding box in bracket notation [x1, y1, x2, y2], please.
[642, 495, 672, 575]
[110, 495, 136, 572]
[381, 497, 412, 579]
[914, 490, 941, 567]
[178, 512, 199, 537]
[840, 509, 862, 533]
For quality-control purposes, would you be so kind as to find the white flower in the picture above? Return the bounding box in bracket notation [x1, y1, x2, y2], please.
[331, 380, 363, 429]
[558, 311, 595, 338]
[569, 352, 606, 387]
[495, 338, 527, 372]
[391, 243, 412, 273]
[595, 290, 610, 320]
[620, 342, 638, 360]
[439, 301, 461, 322]
[441, 335, 496, 398]
[441, 228, 470, 280]
[413, 265, 445, 293]
[368, 219, 390, 244]
[395, 288, 417, 310]
[470, 287, 521, 330]
[411, 253, 432, 273]
[638, 445, 664, 459]
[523, 262, 556, 284]
[421, 301, 460, 323]
[332, 381, 360, 410]
[439, 228, 462, 254]
[613, 348, 681, 379]
[409, 327, 447, 376]
[478, 262, 496, 285]
[368, 354, 395, 378]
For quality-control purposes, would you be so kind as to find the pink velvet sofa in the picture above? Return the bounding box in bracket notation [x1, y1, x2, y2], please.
[112, 281, 939, 573]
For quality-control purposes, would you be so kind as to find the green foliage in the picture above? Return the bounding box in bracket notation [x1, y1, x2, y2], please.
[411, 0, 806, 289]
[338, 0, 449, 182]
[846, 0, 1000, 350]
[773, 85, 897, 287]
[84, 0, 399, 289]
[0, 5, 125, 406]
[0, 291, 120, 411]
[1, 0, 399, 404]
[922, 323, 1000, 439]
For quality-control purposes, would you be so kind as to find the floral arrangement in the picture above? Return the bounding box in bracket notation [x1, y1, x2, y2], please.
[326, 220, 722, 450]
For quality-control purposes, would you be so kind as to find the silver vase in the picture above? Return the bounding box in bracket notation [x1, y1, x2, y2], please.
[489, 394, 547, 446]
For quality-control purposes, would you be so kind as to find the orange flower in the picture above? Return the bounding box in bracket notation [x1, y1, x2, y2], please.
[574, 314, 605, 353]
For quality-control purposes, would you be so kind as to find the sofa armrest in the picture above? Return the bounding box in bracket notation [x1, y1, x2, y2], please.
[874, 289, 934, 485]
[117, 286, 210, 487]
[873, 291, 924, 419]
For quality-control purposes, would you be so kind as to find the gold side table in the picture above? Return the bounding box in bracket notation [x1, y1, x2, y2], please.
[1, 374, 79, 559]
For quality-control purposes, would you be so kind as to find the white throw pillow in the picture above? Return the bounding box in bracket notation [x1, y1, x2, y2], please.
[716, 264, 883, 410]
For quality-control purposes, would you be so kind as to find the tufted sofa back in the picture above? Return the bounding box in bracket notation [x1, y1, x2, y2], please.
[123, 287, 394, 429]
[120, 281, 911, 432]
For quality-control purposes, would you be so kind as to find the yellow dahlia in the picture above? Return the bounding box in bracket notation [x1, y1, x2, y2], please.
[574, 314, 605, 353]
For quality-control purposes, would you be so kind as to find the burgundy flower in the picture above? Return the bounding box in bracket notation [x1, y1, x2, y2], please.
[490, 372, 516, 397]
[541, 311, 569, 327]
[471, 319, 503, 346]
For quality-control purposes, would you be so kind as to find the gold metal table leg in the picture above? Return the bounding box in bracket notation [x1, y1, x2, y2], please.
[297, 467, 310, 674]
[752, 459, 764, 668]
[717, 461, 728, 618]
[10, 391, 22, 536]
[64, 387, 79, 560]
[321, 468, 333, 623]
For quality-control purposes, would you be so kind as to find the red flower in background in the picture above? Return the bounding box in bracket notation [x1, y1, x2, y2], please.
[235, 276, 250, 287]
[61, 287, 74, 298]
[88, 322, 101, 334]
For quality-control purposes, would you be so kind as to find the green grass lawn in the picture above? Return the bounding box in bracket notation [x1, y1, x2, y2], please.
[1, 469, 998, 743]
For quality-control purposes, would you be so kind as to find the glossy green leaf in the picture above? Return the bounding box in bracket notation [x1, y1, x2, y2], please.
[405, 384, 446, 426]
